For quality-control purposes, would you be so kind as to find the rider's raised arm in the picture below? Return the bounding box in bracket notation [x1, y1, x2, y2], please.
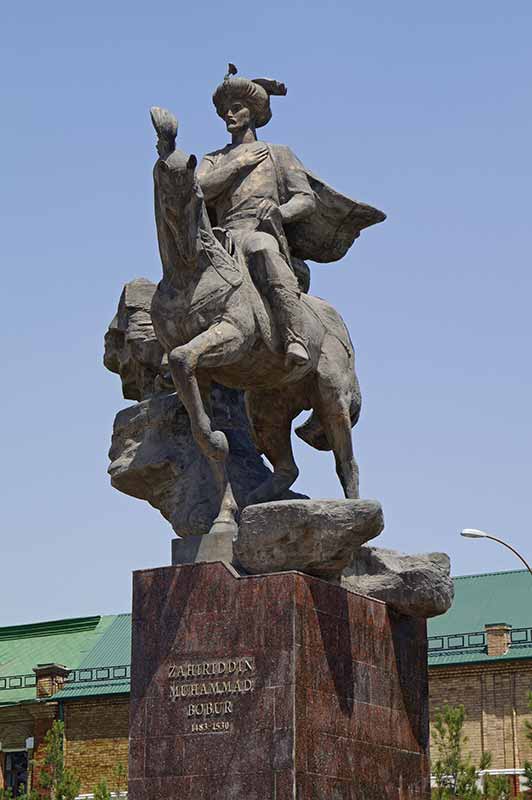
[197, 151, 239, 203]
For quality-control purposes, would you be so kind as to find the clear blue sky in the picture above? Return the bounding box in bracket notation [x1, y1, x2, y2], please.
[1, 1, 531, 625]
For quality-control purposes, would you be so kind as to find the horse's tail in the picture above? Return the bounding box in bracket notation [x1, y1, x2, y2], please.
[295, 390, 361, 451]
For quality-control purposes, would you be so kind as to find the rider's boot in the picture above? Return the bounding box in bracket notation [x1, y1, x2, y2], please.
[250, 250, 310, 367]
[265, 283, 310, 367]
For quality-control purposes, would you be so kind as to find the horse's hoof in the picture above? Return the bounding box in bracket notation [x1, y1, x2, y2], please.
[208, 518, 238, 538]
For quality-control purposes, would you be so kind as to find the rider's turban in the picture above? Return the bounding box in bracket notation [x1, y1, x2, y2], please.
[212, 64, 287, 128]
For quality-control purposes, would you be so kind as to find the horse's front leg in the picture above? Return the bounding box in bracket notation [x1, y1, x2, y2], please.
[167, 322, 247, 536]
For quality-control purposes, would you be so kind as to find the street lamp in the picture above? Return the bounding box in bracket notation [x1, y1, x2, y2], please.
[460, 528, 532, 578]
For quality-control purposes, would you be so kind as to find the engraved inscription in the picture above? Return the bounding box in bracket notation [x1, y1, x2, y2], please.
[169, 677, 254, 700]
[191, 720, 230, 733]
[168, 657, 255, 679]
[167, 656, 256, 734]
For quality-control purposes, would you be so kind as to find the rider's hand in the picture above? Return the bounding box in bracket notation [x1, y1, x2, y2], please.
[256, 198, 283, 227]
[233, 143, 269, 171]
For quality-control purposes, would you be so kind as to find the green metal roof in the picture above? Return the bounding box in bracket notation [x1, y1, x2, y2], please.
[0, 617, 102, 642]
[428, 569, 532, 667]
[54, 614, 131, 700]
[0, 615, 120, 706]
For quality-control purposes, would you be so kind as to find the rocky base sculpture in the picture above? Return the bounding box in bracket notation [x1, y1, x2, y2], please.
[342, 546, 454, 618]
[105, 279, 306, 537]
[108, 387, 308, 537]
[232, 503, 452, 617]
[234, 499, 384, 579]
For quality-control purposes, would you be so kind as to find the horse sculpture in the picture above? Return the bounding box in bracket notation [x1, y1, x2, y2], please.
[150, 108, 364, 537]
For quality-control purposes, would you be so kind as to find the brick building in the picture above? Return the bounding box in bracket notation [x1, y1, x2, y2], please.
[1, 569, 531, 796]
[429, 569, 532, 794]
[0, 615, 131, 796]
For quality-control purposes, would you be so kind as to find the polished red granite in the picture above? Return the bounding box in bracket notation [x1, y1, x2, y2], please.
[129, 562, 430, 800]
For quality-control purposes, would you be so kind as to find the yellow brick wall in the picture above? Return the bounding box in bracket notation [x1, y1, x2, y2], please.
[64, 698, 129, 795]
[429, 662, 532, 770]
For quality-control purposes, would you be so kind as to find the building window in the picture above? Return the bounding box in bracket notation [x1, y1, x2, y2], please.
[4, 752, 28, 797]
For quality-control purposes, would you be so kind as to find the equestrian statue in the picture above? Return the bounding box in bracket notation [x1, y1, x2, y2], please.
[149, 66, 386, 536]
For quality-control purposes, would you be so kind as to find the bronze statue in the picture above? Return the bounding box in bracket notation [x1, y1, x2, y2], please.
[149, 67, 385, 536]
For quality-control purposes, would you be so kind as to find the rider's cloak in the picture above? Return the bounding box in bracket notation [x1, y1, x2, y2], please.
[268, 145, 386, 264]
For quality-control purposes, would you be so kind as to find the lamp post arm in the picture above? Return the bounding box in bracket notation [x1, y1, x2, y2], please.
[484, 535, 532, 578]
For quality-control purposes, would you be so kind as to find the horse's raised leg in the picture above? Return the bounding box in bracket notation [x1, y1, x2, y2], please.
[314, 337, 360, 499]
[245, 388, 301, 505]
[167, 321, 247, 535]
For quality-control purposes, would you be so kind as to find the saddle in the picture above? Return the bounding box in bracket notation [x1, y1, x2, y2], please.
[184, 229, 244, 318]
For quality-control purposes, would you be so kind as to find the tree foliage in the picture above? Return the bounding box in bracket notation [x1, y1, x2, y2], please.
[431, 704, 510, 799]
[0, 783, 39, 800]
[92, 762, 127, 800]
[523, 691, 532, 793]
[38, 720, 81, 800]
[2, 720, 127, 800]
[93, 779, 111, 800]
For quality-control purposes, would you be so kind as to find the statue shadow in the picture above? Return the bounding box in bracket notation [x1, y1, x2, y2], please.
[388, 607, 429, 750]
[130, 565, 202, 704]
[307, 582, 429, 749]
[309, 581, 354, 717]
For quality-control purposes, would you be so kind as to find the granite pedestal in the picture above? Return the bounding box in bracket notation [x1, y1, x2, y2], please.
[128, 561, 430, 799]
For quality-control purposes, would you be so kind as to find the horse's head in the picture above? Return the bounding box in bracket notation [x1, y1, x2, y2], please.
[150, 106, 199, 207]
[157, 149, 198, 207]
[155, 149, 205, 269]
[150, 108, 208, 269]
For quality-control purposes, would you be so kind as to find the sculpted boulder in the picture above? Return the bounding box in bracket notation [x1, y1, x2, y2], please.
[234, 499, 384, 579]
[104, 278, 164, 401]
[342, 547, 454, 618]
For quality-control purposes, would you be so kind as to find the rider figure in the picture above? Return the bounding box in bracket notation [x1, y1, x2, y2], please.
[197, 68, 315, 368]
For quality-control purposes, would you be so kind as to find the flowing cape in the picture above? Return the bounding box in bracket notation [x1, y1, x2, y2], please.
[269, 145, 386, 264]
